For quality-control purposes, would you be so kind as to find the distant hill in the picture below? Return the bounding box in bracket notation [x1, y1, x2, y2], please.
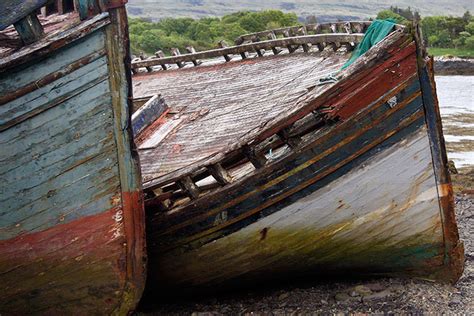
[127, 0, 473, 21]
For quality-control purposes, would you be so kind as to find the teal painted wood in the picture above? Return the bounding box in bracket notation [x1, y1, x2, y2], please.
[0, 28, 122, 240]
[0, 57, 109, 129]
[13, 13, 44, 45]
[77, 0, 100, 20]
[0, 0, 49, 30]
[0, 30, 106, 95]
[131, 95, 167, 136]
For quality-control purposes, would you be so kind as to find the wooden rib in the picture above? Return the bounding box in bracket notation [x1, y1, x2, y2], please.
[185, 46, 202, 66]
[13, 13, 44, 45]
[178, 176, 200, 200]
[170, 48, 184, 68]
[208, 163, 232, 186]
[154, 50, 168, 70]
[242, 145, 267, 169]
[277, 126, 301, 149]
[235, 21, 371, 44]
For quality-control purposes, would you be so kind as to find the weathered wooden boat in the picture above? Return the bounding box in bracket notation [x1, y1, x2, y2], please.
[131, 21, 464, 292]
[0, 0, 145, 313]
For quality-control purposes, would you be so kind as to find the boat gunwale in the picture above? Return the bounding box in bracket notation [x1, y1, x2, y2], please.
[0, 12, 111, 73]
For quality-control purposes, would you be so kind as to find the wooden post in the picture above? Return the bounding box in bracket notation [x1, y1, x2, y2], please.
[208, 163, 232, 186]
[139, 53, 153, 72]
[218, 40, 232, 62]
[277, 126, 301, 149]
[170, 48, 184, 68]
[41, 1, 58, 16]
[186, 46, 202, 66]
[344, 22, 352, 34]
[14, 13, 44, 45]
[330, 42, 341, 52]
[267, 32, 282, 55]
[178, 176, 200, 200]
[76, 0, 100, 20]
[243, 145, 267, 169]
[155, 50, 168, 70]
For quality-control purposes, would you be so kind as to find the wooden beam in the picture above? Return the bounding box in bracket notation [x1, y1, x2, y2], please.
[218, 40, 232, 62]
[277, 126, 301, 149]
[243, 145, 267, 169]
[186, 46, 202, 66]
[171, 48, 184, 68]
[207, 163, 232, 185]
[155, 50, 168, 70]
[0, 0, 49, 30]
[13, 13, 44, 45]
[178, 176, 200, 200]
[76, 0, 100, 20]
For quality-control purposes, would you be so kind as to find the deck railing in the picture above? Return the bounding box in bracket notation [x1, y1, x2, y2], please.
[130, 21, 380, 74]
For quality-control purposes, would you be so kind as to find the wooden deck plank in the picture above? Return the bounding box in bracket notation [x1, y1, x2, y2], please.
[134, 52, 348, 183]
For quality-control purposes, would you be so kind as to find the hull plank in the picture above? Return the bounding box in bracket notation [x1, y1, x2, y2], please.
[0, 7, 145, 314]
[152, 128, 444, 288]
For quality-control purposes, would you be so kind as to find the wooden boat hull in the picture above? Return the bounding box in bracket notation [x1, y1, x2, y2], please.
[145, 32, 463, 291]
[0, 5, 145, 314]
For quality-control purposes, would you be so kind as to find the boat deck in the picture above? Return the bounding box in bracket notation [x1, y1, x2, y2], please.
[133, 50, 350, 186]
[0, 11, 80, 58]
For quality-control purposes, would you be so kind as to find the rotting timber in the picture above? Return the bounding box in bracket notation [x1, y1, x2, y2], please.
[0, 2, 465, 312]
[132, 21, 464, 292]
[0, 0, 145, 314]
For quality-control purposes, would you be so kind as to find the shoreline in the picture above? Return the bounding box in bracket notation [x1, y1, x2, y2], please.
[434, 57, 474, 76]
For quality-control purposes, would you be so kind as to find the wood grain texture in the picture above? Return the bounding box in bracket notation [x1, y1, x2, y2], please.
[0, 6, 145, 313]
[143, 31, 462, 288]
[135, 52, 348, 183]
[0, 0, 49, 30]
[0, 12, 110, 72]
[149, 128, 446, 289]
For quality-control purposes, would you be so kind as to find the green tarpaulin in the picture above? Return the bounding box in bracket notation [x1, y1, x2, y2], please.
[341, 19, 396, 70]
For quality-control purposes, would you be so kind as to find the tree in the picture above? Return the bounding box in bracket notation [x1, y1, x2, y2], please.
[462, 10, 472, 23]
[376, 10, 408, 24]
[465, 36, 474, 50]
[466, 22, 474, 35]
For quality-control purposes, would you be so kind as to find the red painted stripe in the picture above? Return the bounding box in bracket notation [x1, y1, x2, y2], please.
[328, 44, 417, 120]
[0, 207, 128, 314]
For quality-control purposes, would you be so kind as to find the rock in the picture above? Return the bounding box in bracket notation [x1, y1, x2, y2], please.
[362, 289, 392, 302]
[449, 296, 462, 306]
[434, 57, 474, 76]
[320, 299, 328, 305]
[349, 290, 359, 297]
[366, 282, 386, 292]
[278, 292, 289, 301]
[353, 285, 372, 296]
[335, 292, 351, 302]
[448, 160, 458, 174]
